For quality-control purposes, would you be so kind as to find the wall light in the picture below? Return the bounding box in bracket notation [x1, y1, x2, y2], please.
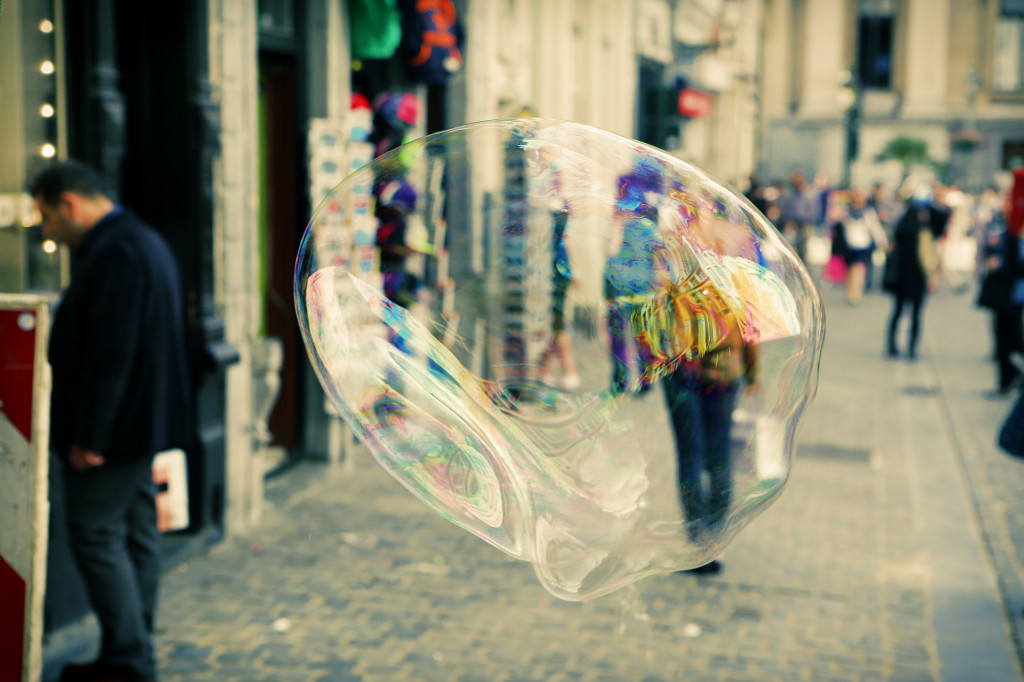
[43, 240, 58, 254]
[40, 103, 55, 118]
[40, 60, 55, 75]
[39, 19, 54, 33]
[41, 144, 56, 158]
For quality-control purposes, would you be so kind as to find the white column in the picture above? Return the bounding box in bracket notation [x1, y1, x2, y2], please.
[325, 0, 351, 121]
[536, 0, 577, 119]
[462, 0, 494, 123]
[571, 0, 597, 126]
[799, 0, 848, 117]
[592, 0, 631, 135]
[760, 0, 792, 118]
[611, 0, 639, 138]
[210, 0, 262, 535]
[901, 0, 950, 117]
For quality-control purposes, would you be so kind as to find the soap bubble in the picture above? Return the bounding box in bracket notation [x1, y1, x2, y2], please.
[295, 119, 824, 600]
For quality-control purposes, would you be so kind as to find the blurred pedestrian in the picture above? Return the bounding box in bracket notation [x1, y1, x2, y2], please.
[604, 156, 668, 394]
[763, 179, 785, 225]
[885, 194, 941, 360]
[663, 318, 759, 575]
[538, 205, 582, 390]
[977, 170, 1024, 397]
[779, 170, 819, 263]
[975, 186, 1008, 361]
[32, 160, 193, 682]
[814, 171, 834, 231]
[839, 189, 888, 304]
[866, 182, 900, 289]
[743, 174, 769, 216]
[823, 204, 848, 287]
[868, 181, 898, 229]
[918, 184, 952, 239]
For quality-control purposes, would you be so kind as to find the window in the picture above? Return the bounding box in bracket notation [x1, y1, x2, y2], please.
[1003, 140, 1024, 169]
[994, 0, 1024, 92]
[857, 0, 895, 90]
[258, 0, 294, 39]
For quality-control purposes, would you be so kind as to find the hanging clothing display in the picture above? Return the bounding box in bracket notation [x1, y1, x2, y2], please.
[397, 0, 464, 85]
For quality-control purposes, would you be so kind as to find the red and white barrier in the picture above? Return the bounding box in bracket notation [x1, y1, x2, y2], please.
[0, 295, 53, 682]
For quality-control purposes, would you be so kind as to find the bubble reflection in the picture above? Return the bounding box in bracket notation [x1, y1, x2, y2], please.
[295, 119, 824, 600]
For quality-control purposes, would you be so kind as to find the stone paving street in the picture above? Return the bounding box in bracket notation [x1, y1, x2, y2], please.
[48, 277, 1024, 681]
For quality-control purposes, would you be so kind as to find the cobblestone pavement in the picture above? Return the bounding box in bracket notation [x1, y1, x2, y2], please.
[53, 280, 1024, 681]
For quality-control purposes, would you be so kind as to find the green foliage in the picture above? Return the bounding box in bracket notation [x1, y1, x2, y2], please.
[873, 136, 937, 173]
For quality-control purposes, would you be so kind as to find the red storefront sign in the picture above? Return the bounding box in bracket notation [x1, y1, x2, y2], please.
[678, 88, 714, 118]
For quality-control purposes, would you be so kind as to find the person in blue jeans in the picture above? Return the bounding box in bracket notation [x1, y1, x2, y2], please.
[663, 323, 758, 574]
[33, 161, 193, 682]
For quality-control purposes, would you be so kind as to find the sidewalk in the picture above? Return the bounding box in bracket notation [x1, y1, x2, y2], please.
[49, 279, 1024, 682]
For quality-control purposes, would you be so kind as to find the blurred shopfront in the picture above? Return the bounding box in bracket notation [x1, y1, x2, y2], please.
[2, 0, 745, 662]
[0, 0, 239, 635]
[0, 0, 469, 646]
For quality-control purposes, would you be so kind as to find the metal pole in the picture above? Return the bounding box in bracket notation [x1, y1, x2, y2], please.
[842, 68, 861, 189]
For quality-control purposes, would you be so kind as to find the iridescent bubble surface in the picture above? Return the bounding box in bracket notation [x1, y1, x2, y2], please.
[295, 119, 824, 600]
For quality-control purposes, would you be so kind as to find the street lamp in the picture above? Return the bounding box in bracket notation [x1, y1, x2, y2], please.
[950, 69, 982, 192]
[838, 68, 861, 189]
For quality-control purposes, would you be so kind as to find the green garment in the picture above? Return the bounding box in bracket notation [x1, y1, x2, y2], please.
[349, 0, 402, 60]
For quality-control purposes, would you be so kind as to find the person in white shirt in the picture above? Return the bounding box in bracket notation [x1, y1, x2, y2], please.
[839, 189, 888, 304]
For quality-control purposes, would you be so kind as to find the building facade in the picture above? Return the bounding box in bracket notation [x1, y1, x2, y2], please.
[2, 0, 244, 634]
[760, 0, 1024, 191]
[2, 0, 755, 651]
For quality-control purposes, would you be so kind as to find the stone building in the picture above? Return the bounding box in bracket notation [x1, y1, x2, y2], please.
[5, 0, 748, 658]
[760, 0, 1024, 191]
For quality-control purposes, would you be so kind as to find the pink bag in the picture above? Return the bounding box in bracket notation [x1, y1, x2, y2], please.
[822, 254, 847, 284]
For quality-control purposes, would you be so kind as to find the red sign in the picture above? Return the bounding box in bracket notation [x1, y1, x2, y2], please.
[678, 88, 714, 118]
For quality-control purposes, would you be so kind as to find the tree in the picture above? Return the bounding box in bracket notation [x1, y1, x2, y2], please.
[873, 135, 939, 183]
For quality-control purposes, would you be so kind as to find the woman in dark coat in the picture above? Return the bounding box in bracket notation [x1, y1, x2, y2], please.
[978, 170, 1024, 395]
[886, 200, 940, 360]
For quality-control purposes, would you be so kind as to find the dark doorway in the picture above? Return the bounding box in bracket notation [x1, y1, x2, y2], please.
[636, 58, 673, 150]
[46, 0, 231, 642]
[259, 51, 302, 454]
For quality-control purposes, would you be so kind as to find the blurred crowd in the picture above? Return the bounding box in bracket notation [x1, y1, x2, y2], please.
[746, 166, 1024, 395]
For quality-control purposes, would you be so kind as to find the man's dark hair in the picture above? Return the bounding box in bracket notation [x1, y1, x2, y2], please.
[30, 160, 109, 206]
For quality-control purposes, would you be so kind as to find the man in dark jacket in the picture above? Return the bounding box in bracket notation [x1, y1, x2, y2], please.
[32, 161, 193, 682]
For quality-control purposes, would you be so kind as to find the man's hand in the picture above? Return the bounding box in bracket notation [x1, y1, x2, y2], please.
[69, 444, 105, 471]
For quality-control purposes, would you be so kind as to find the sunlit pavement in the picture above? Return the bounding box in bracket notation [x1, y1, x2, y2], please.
[55, 275, 1024, 682]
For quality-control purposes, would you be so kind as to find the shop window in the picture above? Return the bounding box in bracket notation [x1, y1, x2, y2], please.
[258, 0, 294, 39]
[636, 59, 674, 150]
[857, 0, 894, 90]
[1003, 140, 1024, 169]
[994, 0, 1024, 93]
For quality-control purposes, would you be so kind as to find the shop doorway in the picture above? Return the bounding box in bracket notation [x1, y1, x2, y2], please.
[636, 58, 674, 150]
[258, 50, 302, 456]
